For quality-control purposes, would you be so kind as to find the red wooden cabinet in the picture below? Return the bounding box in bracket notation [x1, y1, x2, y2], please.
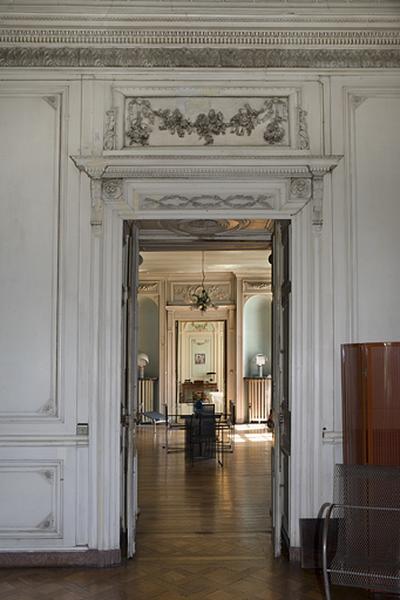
[341, 342, 400, 465]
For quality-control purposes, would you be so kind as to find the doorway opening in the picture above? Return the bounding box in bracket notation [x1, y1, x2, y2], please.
[120, 218, 291, 562]
[176, 319, 227, 417]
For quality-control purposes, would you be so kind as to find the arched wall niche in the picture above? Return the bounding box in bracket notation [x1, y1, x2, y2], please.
[243, 294, 272, 378]
[138, 296, 159, 379]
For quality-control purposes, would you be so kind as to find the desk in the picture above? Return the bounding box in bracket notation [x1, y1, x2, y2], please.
[180, 381, 218, 403]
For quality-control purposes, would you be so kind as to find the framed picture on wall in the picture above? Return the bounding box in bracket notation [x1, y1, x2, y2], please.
[194, 353, 206, 365]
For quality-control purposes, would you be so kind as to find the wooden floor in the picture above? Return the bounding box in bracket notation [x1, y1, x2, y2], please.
[0, 425, 374, 599]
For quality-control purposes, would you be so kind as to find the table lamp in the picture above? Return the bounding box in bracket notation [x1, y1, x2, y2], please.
[255, 354, 266, 377]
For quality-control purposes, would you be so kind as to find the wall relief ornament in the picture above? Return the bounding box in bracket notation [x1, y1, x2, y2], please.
[297, 107, 310, 150]
[172, 283, 231, 305]
[140, 193, 275, 211]
[351, 95, 368, 110]
[36, 398, 56, 417]
[102, 178, 124, 201]
[290, 178, 312, 200]
[37, 512, 55, 531]
[138, 282, 159, 293]
[103, 108, 117, 150]
[244, 281, 270, 291]
[125, 96, 289, 146]
[42, 96, 59, 110]
[39, 470, 55, 483]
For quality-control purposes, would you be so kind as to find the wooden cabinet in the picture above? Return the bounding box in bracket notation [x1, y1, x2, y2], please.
[341, 342, 400, 465]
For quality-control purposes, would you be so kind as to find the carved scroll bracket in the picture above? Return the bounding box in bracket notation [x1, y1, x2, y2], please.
[90, 178, 126, 235]
[311, 175, 324, 234]
[90, 177, 104, 236]
[306, 161, 339, 233]
[70, 157, 106, 235]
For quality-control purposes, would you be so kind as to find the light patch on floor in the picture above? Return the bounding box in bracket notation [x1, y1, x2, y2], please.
[232, 424, 273, 444]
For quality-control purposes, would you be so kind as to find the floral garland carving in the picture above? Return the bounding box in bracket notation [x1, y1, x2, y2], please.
[125, 97, 288, 146]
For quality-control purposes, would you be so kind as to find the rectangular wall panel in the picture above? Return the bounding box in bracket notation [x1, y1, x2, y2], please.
[353, 95, 400, 342]
[0, 460, 62, 538]
[0, 95, 60, 419]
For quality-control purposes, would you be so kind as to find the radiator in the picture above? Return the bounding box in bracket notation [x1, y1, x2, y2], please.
[245, 378, 271, 422]
[138, 378, 155, 413]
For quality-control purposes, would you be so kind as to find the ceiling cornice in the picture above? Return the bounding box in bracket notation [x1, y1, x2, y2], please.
[1, 47, 399, 68]
[1, 5, 399, 68]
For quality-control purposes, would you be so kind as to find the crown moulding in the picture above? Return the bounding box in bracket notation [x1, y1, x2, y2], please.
[71, 154, 342, 180]
[0, 25, 399, 49]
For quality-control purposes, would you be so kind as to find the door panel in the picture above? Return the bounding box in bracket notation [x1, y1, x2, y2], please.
[271, 220, 291, 556]
[120, 222, 140, 558]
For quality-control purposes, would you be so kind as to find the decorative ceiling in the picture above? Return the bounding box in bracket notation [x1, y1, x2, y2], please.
[138, 218, 274, 250]
[138, 219, 273, 273]
[139, 249, 271, 275]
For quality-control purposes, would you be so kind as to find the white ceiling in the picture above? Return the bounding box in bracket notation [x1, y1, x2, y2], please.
[139, 249, 271, 274]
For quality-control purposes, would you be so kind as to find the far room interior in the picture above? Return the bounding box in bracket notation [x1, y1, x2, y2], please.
[135, 219, 274, 425]
[120, 218, 282, 559]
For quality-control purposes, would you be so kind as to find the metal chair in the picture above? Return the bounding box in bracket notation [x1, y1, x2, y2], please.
[321, 464, 400, 600]
[185, 413, 223, 466]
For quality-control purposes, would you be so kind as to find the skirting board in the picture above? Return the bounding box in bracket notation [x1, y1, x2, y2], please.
[0, 549, 121, 568]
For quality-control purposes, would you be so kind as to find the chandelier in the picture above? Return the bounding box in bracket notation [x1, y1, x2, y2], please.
[192, 251, 216, 312]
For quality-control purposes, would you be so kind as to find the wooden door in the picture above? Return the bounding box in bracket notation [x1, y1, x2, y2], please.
[271, 220, 291, 556]
[120, 222, 140, 558]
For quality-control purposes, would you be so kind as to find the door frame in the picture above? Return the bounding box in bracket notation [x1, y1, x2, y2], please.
[167, 308, 234, 418]
[75, 154, 340, 556]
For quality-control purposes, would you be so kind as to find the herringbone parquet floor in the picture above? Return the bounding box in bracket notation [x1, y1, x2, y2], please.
[0, 426, 375, 599]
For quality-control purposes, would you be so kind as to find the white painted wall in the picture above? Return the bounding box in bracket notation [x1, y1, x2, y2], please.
[354, 97, 400, 342]
[138, 296, 159, 378]
[0, 96, 58, 416]
[0, 69, 399, 557]
[0, 81, 88, 550]
[243, 295, 272, 377]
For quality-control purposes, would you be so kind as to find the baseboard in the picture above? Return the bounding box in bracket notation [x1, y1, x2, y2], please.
[0, 549, 121, 568]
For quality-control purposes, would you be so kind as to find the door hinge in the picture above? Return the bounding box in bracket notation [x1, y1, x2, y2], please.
[121, 414, 136, 429]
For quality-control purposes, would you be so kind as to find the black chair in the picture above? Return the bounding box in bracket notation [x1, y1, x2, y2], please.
[321, 464, 400, 600]
[185, 413, 221, 465]
[215, 400, 235, 454]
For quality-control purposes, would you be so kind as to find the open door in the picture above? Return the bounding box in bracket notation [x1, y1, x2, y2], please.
[120, 221, 140, 558]
[271, 220, 291, 557]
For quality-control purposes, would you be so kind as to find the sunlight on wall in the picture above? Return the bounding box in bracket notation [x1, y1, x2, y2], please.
[138, 297, 159, 378]
[243, 295, 272, 377]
